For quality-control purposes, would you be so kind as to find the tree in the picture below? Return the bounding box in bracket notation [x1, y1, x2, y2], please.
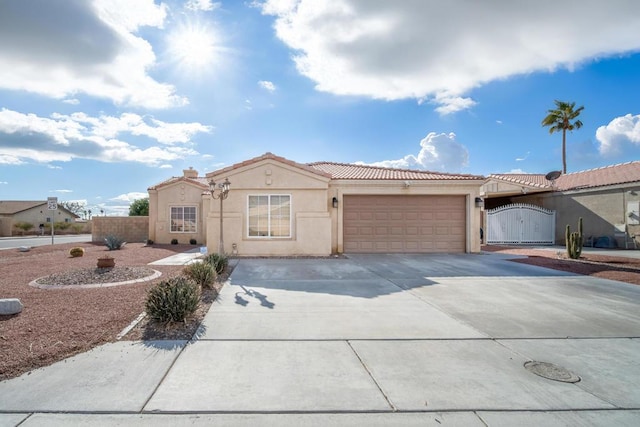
[60, 200, 86, 216]
[541, 100, 584, 174]
[129, 198, 149, 216]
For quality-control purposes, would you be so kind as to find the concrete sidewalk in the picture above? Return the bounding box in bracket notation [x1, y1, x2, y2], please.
[1, 253, 640, 425]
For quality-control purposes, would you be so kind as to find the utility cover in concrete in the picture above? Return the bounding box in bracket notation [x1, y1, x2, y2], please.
[524, 361, 580, 383]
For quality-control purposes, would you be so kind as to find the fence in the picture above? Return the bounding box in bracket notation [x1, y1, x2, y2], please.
[485, 203, 556, 245]
[92, 216, 149, 244]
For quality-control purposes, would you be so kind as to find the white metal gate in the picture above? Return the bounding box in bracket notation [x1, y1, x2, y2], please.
[485, 203, 556, 245]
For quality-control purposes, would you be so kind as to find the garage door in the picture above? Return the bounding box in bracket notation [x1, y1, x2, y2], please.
[343, 195, 466, 253]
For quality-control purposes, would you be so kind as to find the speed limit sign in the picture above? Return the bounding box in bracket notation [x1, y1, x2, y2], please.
[47, 197, 58, 210]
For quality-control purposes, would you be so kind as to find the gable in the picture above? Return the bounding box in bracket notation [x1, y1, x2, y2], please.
[208, 158, 331, 190]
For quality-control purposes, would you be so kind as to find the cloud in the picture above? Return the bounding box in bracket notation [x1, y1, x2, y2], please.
[515, 151, 530, 161]
[111, 192, 148, 203]
[0, 0, 186, 109]
[595, 114, 640, 157]
[258, 80, 276, 92]
[54, 189, 73, 193]
[0, 181, 8, 184]
[186, 0, 220, 12]
[357, 132, 468, 172]
[159, 164, 173, 169]
[260, 1, 640, 114]
[0, 108, 210, 166]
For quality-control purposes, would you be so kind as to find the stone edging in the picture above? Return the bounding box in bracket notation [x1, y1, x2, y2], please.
[29, 269, 162, 289]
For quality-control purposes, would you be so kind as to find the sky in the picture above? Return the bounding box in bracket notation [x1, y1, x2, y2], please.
[1, 0, 640, 215]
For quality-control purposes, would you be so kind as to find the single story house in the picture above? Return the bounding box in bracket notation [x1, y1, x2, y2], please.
[482, 161, 640, 248]
[148, 153, 485, 256]
[0, 200, 79, 237]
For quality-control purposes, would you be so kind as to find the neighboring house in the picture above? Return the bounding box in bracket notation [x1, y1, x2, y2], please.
[0, 201, 79, 237]
[482, 161, 640, 247]
[148, 153, 485, 256]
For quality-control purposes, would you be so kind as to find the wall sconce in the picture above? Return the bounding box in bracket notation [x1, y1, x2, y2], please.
[474, 197, 484, 208]
[332, 197, 338, 208]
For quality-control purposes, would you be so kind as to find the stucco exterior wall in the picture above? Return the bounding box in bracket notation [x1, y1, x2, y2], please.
[92, 216, 149, 244]
[206, 160, 332, 256]
[148, 181, 207, 245]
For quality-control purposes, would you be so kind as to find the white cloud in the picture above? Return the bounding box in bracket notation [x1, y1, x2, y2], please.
[515, 151, 530, 162]
[357, 132, 468, 172]
[260, 1, 640, 114]
[0, 0, 186, 109]
[159, 164, 173, 169]
[111, 192, 148, 203]
[185, 0, 220, 12]
[63, 98, 80, 105]
[595, 114, 640, 157]
[0, 108, 210, 166]
[0, 181, 8, 184]
[54, 189, 73, 193]
[258, 80, 276, 92]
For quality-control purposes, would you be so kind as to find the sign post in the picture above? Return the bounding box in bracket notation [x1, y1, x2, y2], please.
[47, 197, 58, 244]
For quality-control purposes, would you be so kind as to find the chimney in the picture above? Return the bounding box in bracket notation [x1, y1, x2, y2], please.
[183, 167, 198, 179]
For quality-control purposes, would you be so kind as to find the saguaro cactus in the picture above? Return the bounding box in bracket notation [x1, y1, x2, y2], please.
[565, 217, 583, 259]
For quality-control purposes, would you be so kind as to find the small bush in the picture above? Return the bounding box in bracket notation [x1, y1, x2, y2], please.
[171, 238, 178, 245]
[69, 247, 85, 257]
[104, 234, 126, 250]
[203, 253, 229, 275]
[146, 239, 154, 245]
[183, 261, 217, 288]
[189, 238, 197, 245]
[14, 222, 34, 235]
[145, 276, 200, 323]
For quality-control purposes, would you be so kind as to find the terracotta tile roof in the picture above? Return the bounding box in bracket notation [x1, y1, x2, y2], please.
[0, 200, 47, 215]
[208, 152, 332, 179]
[487, 161, 640, 192]
[486, 174, 553, 189]
[308, 161, 485, 180]
[555, 161, 640, 191]
[147, 176, 209, 191]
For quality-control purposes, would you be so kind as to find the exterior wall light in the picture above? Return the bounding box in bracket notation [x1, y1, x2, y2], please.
[332, 197, 338, 209]
[475, 197, 484, 208]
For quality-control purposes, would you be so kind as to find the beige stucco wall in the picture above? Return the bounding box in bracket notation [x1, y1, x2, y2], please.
[148, 180, 208, 245]
[329, 179, 484, 253]
[92, 216, 149, 243]
[206, 160, 332, 256]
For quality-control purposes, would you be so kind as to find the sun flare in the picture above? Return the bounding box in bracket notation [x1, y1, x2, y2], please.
[167, 22, 220, 72]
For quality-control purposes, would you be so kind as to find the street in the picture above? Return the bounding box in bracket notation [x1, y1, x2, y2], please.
[0, 234, 92, 251]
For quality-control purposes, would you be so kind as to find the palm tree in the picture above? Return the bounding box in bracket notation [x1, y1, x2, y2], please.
[541, 100, 584, 174]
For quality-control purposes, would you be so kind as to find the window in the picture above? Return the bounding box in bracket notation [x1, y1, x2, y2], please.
[248, 195, 291, 237]
[171, 206, 197, 233]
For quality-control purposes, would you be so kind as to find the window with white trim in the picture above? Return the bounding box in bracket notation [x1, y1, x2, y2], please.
[171, 206, 197, 233]
[248, 195, 291, 237]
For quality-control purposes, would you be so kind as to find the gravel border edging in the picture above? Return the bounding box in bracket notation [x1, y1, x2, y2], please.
[29, 269, 162, 289]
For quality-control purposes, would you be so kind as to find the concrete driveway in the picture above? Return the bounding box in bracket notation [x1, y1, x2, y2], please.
[2, 253, 640, 425]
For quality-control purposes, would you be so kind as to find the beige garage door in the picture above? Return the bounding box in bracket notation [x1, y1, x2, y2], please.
[343, 195, 466, 253]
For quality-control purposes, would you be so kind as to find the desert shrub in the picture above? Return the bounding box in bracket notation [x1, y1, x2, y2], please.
[14, 222, 34, 235]
[69, 247, 85, 257]
[105, 234, 126, 250]
[146, 239, 154, 245]
[145, 276, 200, 323]
[189, 238, 197, 245]
[70, 224, 84, 234]
[53, 222, 72, 231]
[171, 238, 178, 245]
[203, 253, 228, 275]
[183, 261, 217, 288]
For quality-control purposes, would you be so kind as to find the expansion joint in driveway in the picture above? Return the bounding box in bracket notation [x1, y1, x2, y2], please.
[346, 340, 397, 412]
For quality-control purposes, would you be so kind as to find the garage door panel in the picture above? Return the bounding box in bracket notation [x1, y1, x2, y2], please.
[343, 195, 466, 253]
